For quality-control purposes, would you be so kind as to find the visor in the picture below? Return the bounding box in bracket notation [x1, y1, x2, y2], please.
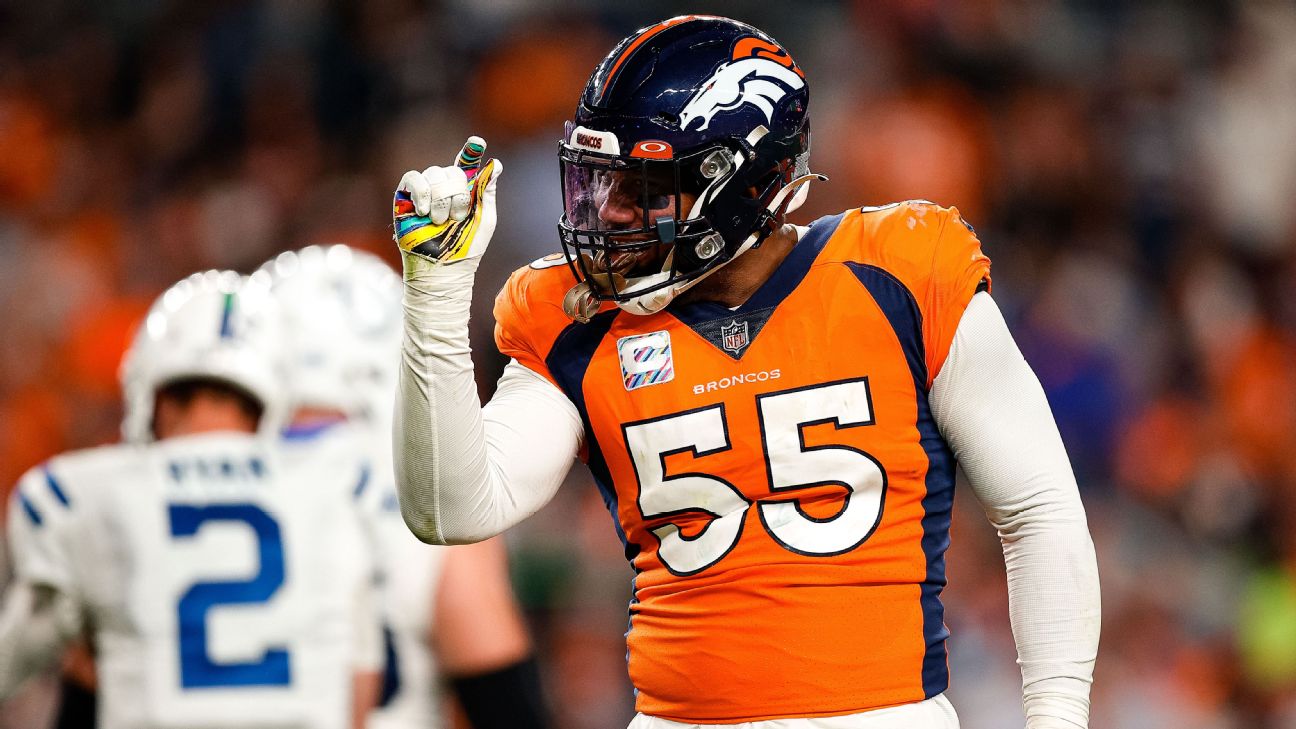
[557, 139, 731, 302]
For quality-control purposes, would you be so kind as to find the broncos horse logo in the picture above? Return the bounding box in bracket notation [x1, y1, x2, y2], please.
[678, 38, 806, 132]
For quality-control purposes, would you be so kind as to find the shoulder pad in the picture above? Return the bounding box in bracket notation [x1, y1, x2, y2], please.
[831, 201, 991, 386]
[493, 259, 588, 386]
[10, 443, 136, 528]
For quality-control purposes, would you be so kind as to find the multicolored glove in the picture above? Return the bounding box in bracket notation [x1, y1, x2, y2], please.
[393, 136, 503, 265]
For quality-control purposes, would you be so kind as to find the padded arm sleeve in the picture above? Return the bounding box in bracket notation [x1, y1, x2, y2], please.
[394, 259, 583, 544]
[930, 292, 1101, 729]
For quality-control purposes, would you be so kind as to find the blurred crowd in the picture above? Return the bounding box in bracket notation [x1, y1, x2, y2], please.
[3, 0, 1296, 727]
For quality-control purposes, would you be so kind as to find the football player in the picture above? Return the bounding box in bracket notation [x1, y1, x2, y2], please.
[262, 245, 548, 729]
[0, 271, 381, 729]
[391, 15, 1100, 729]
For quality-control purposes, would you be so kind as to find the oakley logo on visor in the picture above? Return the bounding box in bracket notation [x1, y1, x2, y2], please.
[630, 140, 673, 159]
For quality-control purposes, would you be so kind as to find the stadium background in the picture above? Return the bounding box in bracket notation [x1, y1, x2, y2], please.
[3, 0, 1296, 727]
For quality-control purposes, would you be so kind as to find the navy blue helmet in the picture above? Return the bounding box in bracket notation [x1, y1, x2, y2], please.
[558, 15, 816, 315]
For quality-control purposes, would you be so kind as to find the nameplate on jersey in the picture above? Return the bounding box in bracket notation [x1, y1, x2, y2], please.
[617, 331, 675, 391]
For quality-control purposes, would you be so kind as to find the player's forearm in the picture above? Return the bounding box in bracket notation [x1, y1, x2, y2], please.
[930, 293, 1100, 729]
[351, 670, 383, 729]
[434, 537, 534, 675]
[396, 259, 579, 544]
[1002, 519, 1099, 729]
[0, 583, 77, 699]
[396, 256, 496, 544]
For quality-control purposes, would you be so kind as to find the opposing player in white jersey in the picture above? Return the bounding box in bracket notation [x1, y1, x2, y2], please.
[0, 270, 381, 729]
[263, 245, 548, 729]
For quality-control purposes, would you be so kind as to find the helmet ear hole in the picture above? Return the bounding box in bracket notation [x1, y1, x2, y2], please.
[653, 112, 679, 128]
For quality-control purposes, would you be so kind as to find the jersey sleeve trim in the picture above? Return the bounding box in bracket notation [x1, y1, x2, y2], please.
[352, 463, 372, 501]
[541, 308, 632, 547]
[844, 262, 928, 389]
[7, 463, 82, 593]
[42, 467, 72, 508]
[14, 489, 43, 527]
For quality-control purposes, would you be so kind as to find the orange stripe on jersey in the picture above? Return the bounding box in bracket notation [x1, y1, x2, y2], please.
[597, 15, 719, 103]
[493, 203, 991, 722]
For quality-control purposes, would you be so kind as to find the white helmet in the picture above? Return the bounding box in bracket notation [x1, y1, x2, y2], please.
[258, 245, 403, 427]
[120, 270, 284, 444]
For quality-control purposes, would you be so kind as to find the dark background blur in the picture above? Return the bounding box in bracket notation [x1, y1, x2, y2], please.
[3, 1, 1296, 727]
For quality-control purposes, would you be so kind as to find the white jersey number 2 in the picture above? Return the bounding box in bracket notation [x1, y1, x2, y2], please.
[625, 377, 887, 575]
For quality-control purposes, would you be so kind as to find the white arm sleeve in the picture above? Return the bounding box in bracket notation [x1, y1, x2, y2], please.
[0, 583, 79, 699]
[395, 259, 583, 545]
[930, 292, 1101, 729]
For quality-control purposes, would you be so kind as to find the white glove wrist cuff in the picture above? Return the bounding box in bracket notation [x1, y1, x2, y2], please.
[401, 249, 481, 279]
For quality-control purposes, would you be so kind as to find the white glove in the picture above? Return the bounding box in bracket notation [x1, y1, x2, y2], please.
[393, 136, 503, 266]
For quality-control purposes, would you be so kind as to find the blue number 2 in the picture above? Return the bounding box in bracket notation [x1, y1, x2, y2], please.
[168, 503, 291, 689]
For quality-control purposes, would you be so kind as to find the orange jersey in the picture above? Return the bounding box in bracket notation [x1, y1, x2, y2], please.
[495, 202, 991, 723]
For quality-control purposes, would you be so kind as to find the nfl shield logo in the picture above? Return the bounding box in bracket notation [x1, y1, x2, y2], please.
[720, 320, 749, 355]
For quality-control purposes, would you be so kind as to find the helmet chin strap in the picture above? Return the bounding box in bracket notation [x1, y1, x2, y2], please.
[614, 171, 825, 316]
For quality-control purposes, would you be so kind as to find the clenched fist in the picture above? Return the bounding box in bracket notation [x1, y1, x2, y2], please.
[393, 136, 502, 265]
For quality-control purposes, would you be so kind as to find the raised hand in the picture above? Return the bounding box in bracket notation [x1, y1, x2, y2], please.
[394, 137, 503, 265]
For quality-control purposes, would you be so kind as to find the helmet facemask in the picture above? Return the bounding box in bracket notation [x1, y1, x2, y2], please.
[558, 125, 814, 317]
[559, 138, 717, 301]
